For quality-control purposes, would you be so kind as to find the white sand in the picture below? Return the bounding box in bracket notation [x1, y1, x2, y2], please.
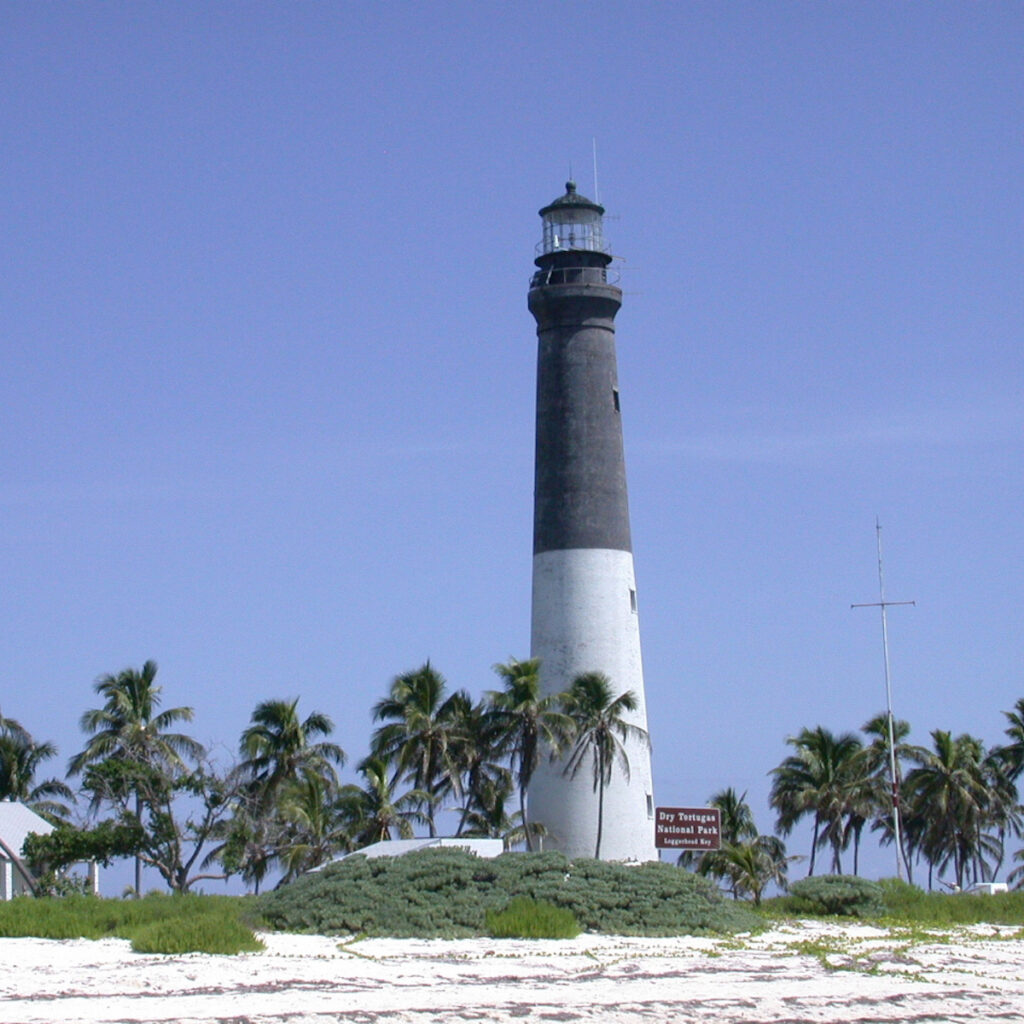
[2, 920, 1022, 1023]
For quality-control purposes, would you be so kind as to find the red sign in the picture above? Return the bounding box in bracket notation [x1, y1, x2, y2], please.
[655, 806, 722, 850]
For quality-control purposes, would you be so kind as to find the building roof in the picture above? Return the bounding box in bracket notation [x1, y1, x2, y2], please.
[311, 836, 504, 871]
[0, 801, 55, 862]
[355, 837, 503, 860]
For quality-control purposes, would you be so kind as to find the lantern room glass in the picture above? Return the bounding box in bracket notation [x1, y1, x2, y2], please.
[541, 206, 606, 255]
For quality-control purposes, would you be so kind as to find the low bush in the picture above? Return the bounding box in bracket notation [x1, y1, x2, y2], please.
[256, 848, 761, 937]
[486, 897, 580, 939]
[31, 872, 93, 898]
[784, 875, 884, 918]
[130, 911, 264, 954]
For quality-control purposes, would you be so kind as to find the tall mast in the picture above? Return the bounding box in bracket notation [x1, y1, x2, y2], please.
[852, 518, 915, 881]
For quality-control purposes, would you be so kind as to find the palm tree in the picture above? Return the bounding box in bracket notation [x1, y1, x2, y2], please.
[712, 787, 758, 845]
[902, 730, 995, 889]
[69, 661, 204, 895]
[705, 836, 792, 906]
[679, 788, 793, 902]
[447, 695, 509, 837]
[983, 748, 1022, 881]
[560, 671, 649, 859]
[860, 713, 921, 880]
[69, 662, 202, 777]
[369, 663, 467, 837]
[275, 773, 353, 882]
[992, 698, 1024, 783]
[678, 787, 758, 875]
[341, 755, 430, 847]
[458, 773, 548, 850]
[985, 702, 1024, 879]
[0, 714, 74, 822]
[488, 657, 572, 850]
[840, 768, 877, 877]
[1009, 848, 1024, 891]
[769, 726, 865, 875]
[239, 698, 345, 813]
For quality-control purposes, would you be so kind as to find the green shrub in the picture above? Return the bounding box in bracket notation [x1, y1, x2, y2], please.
[256, 849, 761, 937]
[785, 875, 884, 918]
[31, 872, 93, 898]
[130, 912, 264, 955]
[486, 897, 580, 939]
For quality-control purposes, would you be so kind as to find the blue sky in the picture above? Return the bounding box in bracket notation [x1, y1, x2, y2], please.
[2, 2, 1021, 889]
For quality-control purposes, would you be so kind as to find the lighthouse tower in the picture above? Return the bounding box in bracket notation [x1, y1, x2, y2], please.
[526, 182, 656, 862]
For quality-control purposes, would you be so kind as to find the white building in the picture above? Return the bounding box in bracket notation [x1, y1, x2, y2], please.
[0, 802, 54, 900]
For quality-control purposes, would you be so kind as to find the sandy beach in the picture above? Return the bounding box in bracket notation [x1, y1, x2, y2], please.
[1, 920, 1021, 1023]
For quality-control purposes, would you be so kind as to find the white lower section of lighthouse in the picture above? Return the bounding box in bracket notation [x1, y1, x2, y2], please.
[528, 547, 657, 862]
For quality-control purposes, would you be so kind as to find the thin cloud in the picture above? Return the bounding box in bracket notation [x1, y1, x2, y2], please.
[650, 399, 1022, 465]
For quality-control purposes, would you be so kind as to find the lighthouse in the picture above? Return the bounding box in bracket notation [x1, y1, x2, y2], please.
[526, 182, 656, 862]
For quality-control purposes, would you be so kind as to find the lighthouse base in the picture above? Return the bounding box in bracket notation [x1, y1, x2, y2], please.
[528, 547, 657, 862]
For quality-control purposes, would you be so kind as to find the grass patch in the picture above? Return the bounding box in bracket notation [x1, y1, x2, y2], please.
[761, 875, 1024, 929]
[0, 893, 263, 954]
[485, 896, 581, 939]
[874, 878, 1024, 927]
[256, 849, 762, 938]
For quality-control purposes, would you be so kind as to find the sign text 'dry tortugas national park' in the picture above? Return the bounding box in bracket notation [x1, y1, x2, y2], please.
[654, 807, 722, 851]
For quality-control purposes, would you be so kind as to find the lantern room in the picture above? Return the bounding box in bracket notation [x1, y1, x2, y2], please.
[537, 181, 609, 258]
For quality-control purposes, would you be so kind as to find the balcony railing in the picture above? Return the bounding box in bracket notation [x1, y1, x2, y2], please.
[529, 265, 621, 289]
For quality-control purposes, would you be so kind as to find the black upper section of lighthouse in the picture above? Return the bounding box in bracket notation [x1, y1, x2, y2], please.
[529, 182, 632, 556]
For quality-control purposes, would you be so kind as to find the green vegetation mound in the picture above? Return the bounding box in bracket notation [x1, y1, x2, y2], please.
[256, 848, 760, 938]
[784, 875, 884, 917]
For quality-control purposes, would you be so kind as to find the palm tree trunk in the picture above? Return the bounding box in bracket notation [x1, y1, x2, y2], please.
[455, 796, 471, 837]
[992, 828, 1005, 880]
[134, 791, 143, 897]
[900, 834, 913, 884]
[808, 819, 819, 876]
[425, 786, 437, 838]
[520, 785, 533, 853]
[595, 750, 605, 860]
